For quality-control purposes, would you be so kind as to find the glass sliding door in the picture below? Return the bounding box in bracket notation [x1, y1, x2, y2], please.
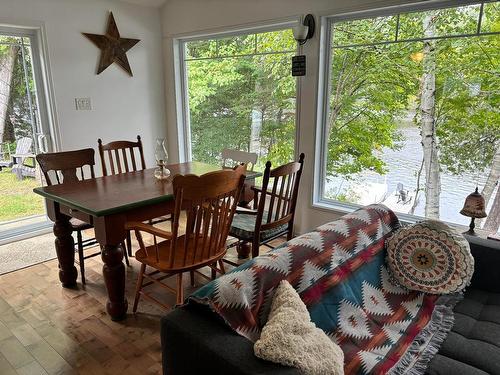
[0, 28, 55, 242]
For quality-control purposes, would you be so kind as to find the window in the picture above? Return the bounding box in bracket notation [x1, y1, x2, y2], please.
[1, 27, 57, 242]
[180, 28, 297, 170]
[316, 2, 500, 230]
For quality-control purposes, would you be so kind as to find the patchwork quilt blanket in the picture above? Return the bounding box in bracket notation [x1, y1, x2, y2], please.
[189, 204, 460, 374]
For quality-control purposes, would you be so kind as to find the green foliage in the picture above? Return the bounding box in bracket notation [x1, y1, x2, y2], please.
[327, 3, 499, 182]
[435, 34, 500, 174]
[333, 15, 398, 46]
[327, 41, 415, 178]
[399, 3, 482, 39]
[185, 29, 296, 169]
[1, 36, 37, 143]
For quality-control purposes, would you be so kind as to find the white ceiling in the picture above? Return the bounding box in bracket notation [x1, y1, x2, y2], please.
[114, 0, 166, 7]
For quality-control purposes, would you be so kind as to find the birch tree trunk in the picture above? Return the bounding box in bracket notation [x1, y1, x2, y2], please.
[249, 108, 263, 154]
[483, 184, 499, 233]
[0, 46, 19, 139]
[481, 144, 500, 208]
[420, 13, 441, 219]
[480, 143, 500, 231]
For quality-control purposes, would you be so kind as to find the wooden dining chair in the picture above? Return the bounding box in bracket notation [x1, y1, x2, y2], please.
[97, 136, 146, 176]
[229, 153, 305, 258]
[36, 148, 129, 284]
[98, 136, 170, 257]
[222, 148, 258, 171]
[126, 165, 246, 311]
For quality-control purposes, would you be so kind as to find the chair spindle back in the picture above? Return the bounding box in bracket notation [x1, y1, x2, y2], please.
[169, 165, 246, 268]
[98, 136, 146, 176]
[255, 153, 305, 231]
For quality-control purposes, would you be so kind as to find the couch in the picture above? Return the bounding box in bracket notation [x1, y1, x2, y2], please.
[161, 233, 500, 375]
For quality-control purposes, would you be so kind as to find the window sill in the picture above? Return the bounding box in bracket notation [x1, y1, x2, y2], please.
[312, 198, 426, 223]
[312, 198, 500, 246]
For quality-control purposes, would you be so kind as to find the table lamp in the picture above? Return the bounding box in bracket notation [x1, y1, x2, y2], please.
[460, 187, 487, 235]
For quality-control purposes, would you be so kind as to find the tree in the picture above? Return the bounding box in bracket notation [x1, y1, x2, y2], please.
[185, 30, 296, 169]
[1, 37, 38, 145]
[479, 143, 499, 232]
[327, 42, 415, 178]
[432, 12, 499, 226]
[419, 12, 441, 219]
[483, 183, 499, 232]
[0, 45, 19, 141]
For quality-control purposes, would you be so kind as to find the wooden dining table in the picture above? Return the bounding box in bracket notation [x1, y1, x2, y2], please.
[33, 161, 261, 321]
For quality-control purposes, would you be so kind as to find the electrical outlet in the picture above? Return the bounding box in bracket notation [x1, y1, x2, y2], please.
[75, 97, 92, 110]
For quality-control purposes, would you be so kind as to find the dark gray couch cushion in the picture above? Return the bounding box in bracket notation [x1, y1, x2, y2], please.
[161, 304, 299, 375]
[426, 288, 500, 374]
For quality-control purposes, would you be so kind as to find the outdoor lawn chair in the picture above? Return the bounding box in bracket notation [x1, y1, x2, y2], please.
[222, 148, 258, 171]
[221, 148, 259, 208]
[6, 137, 36, 179]
[0, 142, 12, 171]
[0, 138, 30, 169]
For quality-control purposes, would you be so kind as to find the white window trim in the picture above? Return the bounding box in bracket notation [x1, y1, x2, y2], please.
[313, 0, 495, 224]
[172, 17, 301, 163]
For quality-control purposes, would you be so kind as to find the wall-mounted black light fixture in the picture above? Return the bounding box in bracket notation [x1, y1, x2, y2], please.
[291, 14, 315, 76]
[293, 14, 315, 45]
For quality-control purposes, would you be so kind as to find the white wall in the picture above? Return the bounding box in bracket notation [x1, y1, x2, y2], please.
[0, 0, 166, 169]
[160, 0, 423, 233]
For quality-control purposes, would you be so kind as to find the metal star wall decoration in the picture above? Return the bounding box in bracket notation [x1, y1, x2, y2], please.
[83, 12, 140, 77]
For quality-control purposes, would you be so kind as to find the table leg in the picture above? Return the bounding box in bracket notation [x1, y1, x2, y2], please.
[101, 243, 128, 321]
[53, 216, 78, 287]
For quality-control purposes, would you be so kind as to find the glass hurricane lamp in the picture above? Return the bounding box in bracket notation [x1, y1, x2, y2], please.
[154, 138, 170, 180]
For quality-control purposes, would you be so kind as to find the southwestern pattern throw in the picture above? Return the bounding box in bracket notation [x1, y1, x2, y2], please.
[189, 205, 460, 374]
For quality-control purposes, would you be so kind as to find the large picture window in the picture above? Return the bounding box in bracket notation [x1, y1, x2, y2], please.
[180, 28, 297, 170]
[317, 2, 499, 230]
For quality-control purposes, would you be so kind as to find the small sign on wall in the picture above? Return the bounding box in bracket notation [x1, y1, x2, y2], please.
[75, 97, 92, 110]
[292, 55, 306, 76]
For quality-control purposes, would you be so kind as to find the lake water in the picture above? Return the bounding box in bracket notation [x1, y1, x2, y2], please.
[325, 127, 491, 226]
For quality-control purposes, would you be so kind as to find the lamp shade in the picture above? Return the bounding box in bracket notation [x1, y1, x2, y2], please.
[460, 187, 487, 218]
[293, 24, 309, 41]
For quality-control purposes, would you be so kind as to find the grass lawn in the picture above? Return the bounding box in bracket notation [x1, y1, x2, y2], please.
[0, 168, 45, 222]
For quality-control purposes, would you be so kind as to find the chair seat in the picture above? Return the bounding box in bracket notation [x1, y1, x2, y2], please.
[229, 212, 288, 242]
[135, 234, 224, 272]
[69, 218, 93, 231]
[426, 288, 500, 375]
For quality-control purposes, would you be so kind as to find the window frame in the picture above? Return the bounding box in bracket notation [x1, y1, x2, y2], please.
[0, 22, 60, 244]
[173, 19, 300, 163]
[313, 0, 499, 223]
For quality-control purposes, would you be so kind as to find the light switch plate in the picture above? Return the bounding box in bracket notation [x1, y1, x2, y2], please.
[75, 97, 92, 110]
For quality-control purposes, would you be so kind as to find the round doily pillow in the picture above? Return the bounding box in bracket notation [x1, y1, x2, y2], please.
[386, 220, 474, 294]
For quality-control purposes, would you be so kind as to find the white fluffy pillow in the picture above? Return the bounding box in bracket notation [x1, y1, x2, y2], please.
[254, 280, 344, 375]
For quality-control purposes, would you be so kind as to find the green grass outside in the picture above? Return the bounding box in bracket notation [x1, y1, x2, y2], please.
[0, 168, 45, 222]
